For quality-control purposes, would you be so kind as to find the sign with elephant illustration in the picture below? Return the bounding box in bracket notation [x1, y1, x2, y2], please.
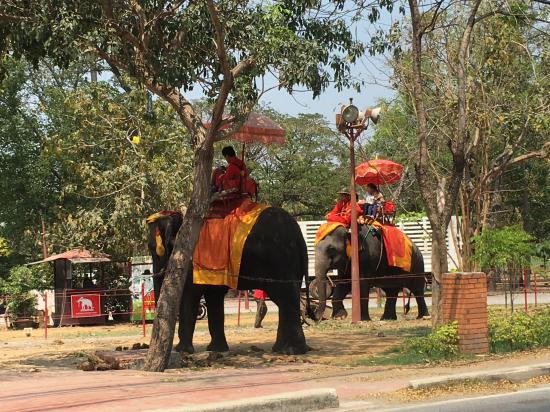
[70, 294, 101, 318]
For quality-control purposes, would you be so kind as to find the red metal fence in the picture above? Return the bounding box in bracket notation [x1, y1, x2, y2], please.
[0, 270, 548, 338]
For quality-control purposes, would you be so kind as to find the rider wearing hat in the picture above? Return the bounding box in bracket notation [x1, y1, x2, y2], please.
[326, 188, 363, 227]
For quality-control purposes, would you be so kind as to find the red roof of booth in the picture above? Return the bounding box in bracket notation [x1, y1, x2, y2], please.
[28, 249, 111, 265]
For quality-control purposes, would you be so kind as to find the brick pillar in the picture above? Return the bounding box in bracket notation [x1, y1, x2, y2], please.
[442, 272, 489, 354]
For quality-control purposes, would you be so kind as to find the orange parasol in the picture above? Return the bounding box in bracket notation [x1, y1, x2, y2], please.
[355, 159, 404, 186]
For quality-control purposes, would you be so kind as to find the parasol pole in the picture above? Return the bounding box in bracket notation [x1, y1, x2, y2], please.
[240, 142, 246, 194]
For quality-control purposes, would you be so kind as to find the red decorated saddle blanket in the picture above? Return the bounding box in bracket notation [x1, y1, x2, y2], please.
[193, 198, 269, 289]
[377, 223, 413, 272]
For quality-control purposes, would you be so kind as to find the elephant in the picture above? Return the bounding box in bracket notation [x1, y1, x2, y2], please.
[148, 207, 311, 355]
[314, 225, 429, 321]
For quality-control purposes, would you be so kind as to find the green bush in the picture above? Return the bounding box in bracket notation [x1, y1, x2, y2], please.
[0, 265, 52, 295]
[1, 265, 53, 319]
[7, 293, 36, 318]
[403, 322, 459, 361]
[489, 307, 550, 353]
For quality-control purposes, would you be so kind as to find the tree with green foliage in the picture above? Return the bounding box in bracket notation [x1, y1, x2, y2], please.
[372, 0, 550, 324]
[1, 0, 372, 370]
[0, 56, 196, 265]
[249, 112, 349, 219]
[473, 225, 533, 311]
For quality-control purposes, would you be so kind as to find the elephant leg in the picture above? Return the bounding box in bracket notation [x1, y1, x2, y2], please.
[411, 281, 429, 319]
[331, 281, 350, 319]
[204, 286, 229, 352]
[381, 288, 398, 320]
[175, 282, 202, 354]
[269, 284, 309, 355]
[359, 278, 371, 321]
[152, 273, 164, 306]
[254, 299, 268, 328]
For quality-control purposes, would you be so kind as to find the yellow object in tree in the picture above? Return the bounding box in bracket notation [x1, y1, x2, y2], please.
[155, 227, 165, 257]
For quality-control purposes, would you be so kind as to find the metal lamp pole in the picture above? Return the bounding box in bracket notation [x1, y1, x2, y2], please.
[347, 127, 362, 324]
[338, 99, 378, 324]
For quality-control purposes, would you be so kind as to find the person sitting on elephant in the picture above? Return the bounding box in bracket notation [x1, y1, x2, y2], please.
[216, 146, 248, 193]
[211, 164, 226, 193]
[364, 183, 385, 218]
[326, 189, 363, 227]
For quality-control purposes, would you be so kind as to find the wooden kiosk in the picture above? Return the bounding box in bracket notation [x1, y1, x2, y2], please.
[29, 249, 111, 326]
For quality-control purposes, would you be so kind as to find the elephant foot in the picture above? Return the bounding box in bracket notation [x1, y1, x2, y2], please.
[332, 308, 348, 320]
[174, 341, 194, 354]
[380, 314, 398, 321]
[417, 313, 430, 319]
[207, 340, 229, 352]
[272, 341, 311, 355]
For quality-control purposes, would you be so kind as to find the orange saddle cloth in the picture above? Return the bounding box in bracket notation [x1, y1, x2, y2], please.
[193, 197, 269, 289]
[379, 224, 413, 272]
[314, 222, 346, 245]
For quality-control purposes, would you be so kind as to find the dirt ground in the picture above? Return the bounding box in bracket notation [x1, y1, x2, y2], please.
[2, 308, 550, 410]
[0, 308, 431, 371]
[1, 306, 549, 376]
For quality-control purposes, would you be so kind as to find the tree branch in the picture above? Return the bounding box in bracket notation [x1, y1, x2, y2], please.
[0, 13, 29, 23]
[445, 0, 482, 220]
[101, 0, 144, 52]
[421, 1, 445, 35]
[206, 0, 233, 140]
[129, 0, 149, 49]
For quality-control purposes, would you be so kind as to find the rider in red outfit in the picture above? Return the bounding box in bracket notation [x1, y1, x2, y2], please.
[326, 189, 363, 227]
[215, 146, 248, 192]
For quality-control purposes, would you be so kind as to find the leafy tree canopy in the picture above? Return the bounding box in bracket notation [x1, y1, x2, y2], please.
[473, 225, 534, 270]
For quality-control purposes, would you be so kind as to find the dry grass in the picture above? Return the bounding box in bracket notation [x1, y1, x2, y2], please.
[359, 375, 550, 404]
[0, 309, 429, 371]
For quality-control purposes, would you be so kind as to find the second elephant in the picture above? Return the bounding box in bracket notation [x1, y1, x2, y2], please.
[314, 225, 429, 321]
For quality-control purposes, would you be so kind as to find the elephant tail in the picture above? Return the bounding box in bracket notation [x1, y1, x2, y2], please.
[404, 290, 412, 315]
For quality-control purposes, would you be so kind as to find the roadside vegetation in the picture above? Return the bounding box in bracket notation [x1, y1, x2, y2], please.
[370, 306, 550, 365]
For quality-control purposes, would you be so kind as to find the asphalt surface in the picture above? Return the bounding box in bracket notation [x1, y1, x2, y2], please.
[378, 386, 550, 412]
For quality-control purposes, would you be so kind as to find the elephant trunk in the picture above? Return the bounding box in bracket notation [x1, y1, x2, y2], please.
[314, 252, 330, 322]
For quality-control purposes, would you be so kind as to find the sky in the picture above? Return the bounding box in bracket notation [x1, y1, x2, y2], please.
[256, 7, 397, 124]
[95, 7, 397, 128]
[186, 7, 399, 128]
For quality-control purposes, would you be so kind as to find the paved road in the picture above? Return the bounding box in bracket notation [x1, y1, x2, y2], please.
[377, 386, 550, 412]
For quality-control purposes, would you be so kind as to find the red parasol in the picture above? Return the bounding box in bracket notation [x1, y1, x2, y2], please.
[209, 112, 286, 145]
[355, 159, 404, 186]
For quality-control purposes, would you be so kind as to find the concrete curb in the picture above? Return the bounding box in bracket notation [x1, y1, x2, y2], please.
[409, 362, 550, 389]
[145, 388, 339, 412]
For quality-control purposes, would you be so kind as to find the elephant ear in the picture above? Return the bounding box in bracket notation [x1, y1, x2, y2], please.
[155, 226, 166, 257]
[345, 239, 352, 257]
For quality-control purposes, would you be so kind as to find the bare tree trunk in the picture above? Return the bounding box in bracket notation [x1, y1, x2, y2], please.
[144, 136, 214, 372]
[430, 221, 449, 327]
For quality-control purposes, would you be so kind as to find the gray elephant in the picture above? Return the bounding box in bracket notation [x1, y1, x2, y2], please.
[148, 207, 312, 355]
[314, 225, 429, 321]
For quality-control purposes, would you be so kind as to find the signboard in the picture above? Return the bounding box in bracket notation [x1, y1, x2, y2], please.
[70, 294, 101, 318]
[130, 257, 156, 321]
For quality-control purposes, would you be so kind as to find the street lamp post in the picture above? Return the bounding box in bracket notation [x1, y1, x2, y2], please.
[337, 99, 381, 324]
